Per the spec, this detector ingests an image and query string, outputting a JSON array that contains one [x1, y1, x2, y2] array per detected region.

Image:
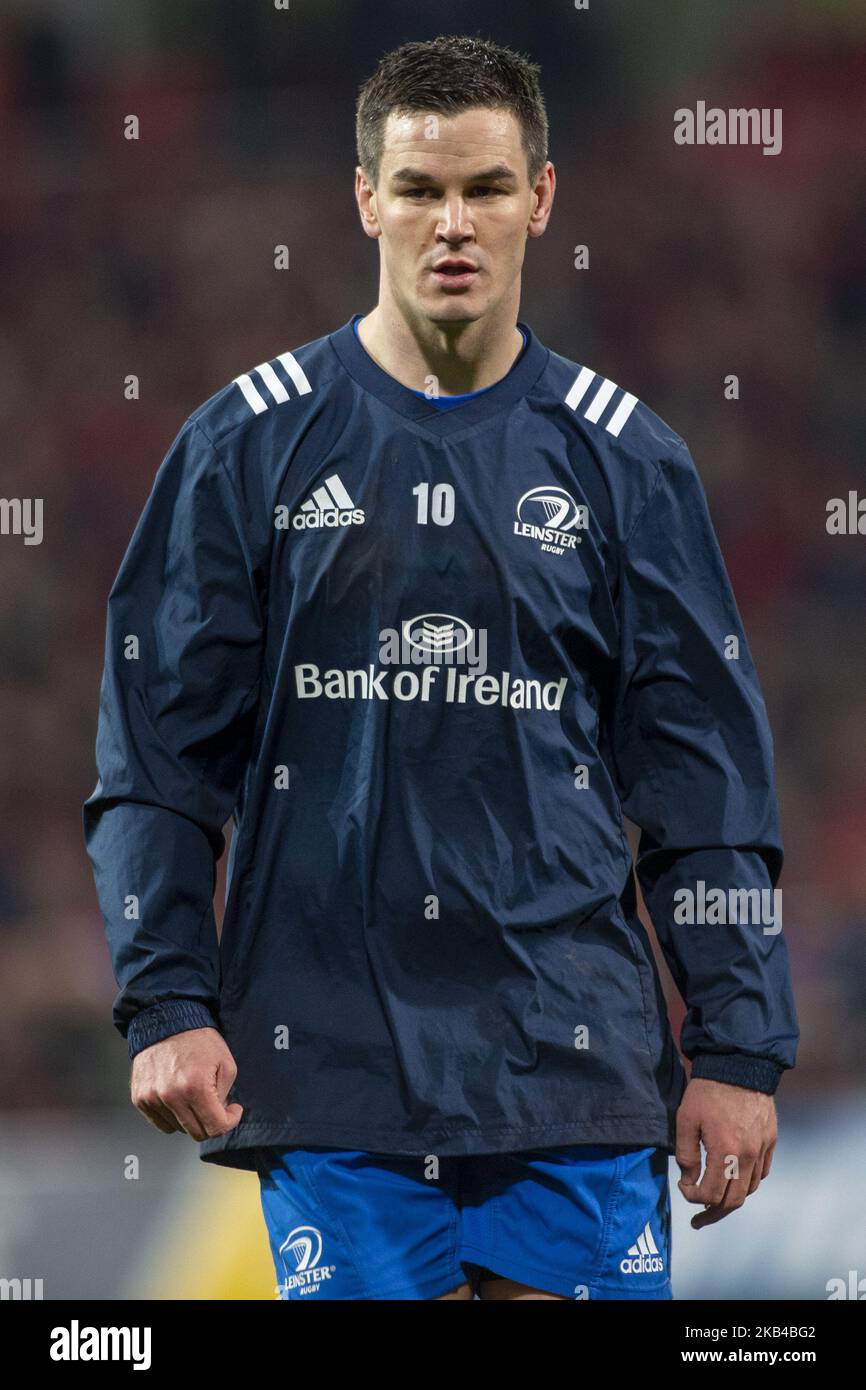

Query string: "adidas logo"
[[620, 1222, 664, 1275], [564, 368, 638, 438], [234, 351, 312, 416], [278, 474, 365, 531]]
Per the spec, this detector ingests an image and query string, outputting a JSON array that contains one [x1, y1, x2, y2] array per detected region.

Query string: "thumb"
[[676, 1112, 703, 1193], [213, 1051, 243, 1129], [202, 1089, 243, 1134]]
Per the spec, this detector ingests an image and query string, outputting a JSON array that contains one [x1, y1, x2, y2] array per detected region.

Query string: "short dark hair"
[[356, 35, 549, 190]]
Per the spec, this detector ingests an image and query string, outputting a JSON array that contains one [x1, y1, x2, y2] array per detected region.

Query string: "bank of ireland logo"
[[514, 485, 588, 557], [277, 1225, 336, 1297], [401, 612, 475, 659], [294, 609, 569, 708]]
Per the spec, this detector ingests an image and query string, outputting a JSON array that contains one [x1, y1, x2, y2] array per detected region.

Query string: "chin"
[[420, 296, 485, 326]]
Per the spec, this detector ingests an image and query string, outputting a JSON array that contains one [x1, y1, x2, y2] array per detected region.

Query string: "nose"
[[436, 196, 474, 243]]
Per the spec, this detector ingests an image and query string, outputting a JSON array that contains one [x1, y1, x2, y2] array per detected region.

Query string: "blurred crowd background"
[[0, 0, 864, 1298]]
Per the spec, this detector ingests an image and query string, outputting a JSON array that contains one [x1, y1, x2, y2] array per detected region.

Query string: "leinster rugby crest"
[[514, 485, 588, 557]]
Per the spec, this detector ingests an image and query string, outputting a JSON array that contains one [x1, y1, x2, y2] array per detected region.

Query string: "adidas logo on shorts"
[[620, 1221, 664, 1275]]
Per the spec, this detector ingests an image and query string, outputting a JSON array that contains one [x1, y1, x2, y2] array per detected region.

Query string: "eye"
[[403, 188, 434, 198]]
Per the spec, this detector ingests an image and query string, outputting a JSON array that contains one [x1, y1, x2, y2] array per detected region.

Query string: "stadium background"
[[0, 0, 864, 1299]]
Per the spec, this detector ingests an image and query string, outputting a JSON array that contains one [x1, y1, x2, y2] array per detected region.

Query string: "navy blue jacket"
[[82, 315, 799, 1169]]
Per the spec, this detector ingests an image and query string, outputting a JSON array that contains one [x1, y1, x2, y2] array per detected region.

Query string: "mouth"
[[431, 261, 479, 290]]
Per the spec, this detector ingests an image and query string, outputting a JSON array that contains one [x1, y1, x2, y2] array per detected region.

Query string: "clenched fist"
[[131, 1027, 243, 1140]]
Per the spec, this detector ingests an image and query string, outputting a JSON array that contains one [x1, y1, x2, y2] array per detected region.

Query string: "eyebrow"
[[389, 164, 519, 186]]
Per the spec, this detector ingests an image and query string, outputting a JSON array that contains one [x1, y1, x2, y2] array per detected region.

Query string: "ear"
[[527, 161, 556, 239], [355, 166, 382, 240]]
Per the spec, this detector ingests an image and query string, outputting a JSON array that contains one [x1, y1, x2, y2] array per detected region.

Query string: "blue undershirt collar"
[[351, 317, 528, 410]]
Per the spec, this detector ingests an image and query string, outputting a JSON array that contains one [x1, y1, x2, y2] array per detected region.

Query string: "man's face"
[[356, 106, 553, 326]]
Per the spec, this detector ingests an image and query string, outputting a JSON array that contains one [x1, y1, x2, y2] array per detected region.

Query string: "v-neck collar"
[[328, 313, 549, 439]]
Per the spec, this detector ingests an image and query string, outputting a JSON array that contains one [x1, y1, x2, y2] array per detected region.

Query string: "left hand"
[[675, 1077, 777, 1229]]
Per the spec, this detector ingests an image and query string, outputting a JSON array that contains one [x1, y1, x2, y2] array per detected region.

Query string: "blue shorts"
[[254, 1143, 672, 1300]]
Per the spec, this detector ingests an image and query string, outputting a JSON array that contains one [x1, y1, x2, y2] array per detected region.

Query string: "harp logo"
[[514, 485, 588, 557], [277, 1225, 337, 1297]]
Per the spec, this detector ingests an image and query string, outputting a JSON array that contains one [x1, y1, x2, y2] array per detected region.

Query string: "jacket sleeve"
[[604, 439, 799, 1094], [82, 417, 265, 1060]]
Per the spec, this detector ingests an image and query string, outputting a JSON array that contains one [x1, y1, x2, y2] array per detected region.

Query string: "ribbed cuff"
[[127, 999, 220, 1061], [689, 1052, 784, 1095]]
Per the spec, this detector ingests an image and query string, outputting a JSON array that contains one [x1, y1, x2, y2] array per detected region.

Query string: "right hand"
[[131, 1026, 244, 1139]]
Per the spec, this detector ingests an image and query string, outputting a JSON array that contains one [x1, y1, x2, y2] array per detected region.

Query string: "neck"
[[357, 290, 523, 396]]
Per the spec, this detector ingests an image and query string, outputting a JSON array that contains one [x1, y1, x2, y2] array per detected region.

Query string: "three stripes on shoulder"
[[233, 351, 639, 441], [566, 368, 638, 438], [234, 354, 312, 415]]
